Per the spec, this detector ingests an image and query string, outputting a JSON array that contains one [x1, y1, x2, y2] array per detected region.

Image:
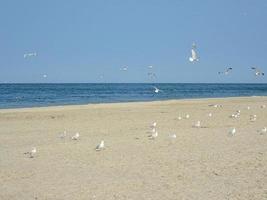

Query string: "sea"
[[0, 83, 267, 109]]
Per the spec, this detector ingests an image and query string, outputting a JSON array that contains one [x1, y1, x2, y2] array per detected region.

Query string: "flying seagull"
[[153, 86, 162, 93], [148, 72, 157, 80], [189, 43, 199, 62], [120, 66, 128, 71], [218, 67, 233, 75], [251, 67, 264, 76], [24, 52, 37, 58]]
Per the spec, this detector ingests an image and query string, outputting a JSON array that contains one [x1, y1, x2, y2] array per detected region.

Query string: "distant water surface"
[[0, 83, 267, 109]]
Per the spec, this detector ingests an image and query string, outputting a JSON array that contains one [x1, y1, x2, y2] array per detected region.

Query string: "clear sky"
[[0, 0, 267, 83]]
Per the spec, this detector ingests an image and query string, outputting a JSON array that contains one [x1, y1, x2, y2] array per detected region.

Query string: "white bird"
[[189, 43, 199, 62], [250, 115, 257, 122], [148, 65, 153, 69], [185, 114, 190, 119], [177, 116, 182, 120], [43, 74, 47, 78], [153, 86, 162, 93], [193, 121, 201, 128], [150, 122, 157, 128], [24, 52, 37, 58], [149, 131, 158, 139], [251, 67, 264, 76], [208, 113, 212, 117], [259, 127, 267, 135], [59, 130, 67, 139], [261, 105, 266, 109], [169, 133, 177, 139], [230, 114, 238, 118], [218, 67, 233, 75], [120, 66, 128, 71], [229, 128, 236, 136], [247, 106, 250, 110], [24, 147, 37, 158], [71, 132, 80, 140], [95, 140, 105, 151]]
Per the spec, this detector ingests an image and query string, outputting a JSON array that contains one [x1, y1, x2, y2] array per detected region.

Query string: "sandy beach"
[[0, 96, 267, 200]]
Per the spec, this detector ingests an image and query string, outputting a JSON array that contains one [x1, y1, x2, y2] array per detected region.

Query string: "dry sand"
[[0, 97, 267, 200]]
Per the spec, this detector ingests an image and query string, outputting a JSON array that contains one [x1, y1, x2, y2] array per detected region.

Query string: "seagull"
[[24, 147, 37, 158], [59, 130, 67, 139], [148, 65, 153, 69], [150, 122, 157, 128], [177, 116, 182, 120], [189, 43, 199, 62], [148, 72, 157, 80], [120, 66, 128, 71], [149, 131, 158, 139], [229, 128, 236, 136], [259, 127, 267, 135], [185, 114, 190, 119], [43, 74, 47, 78], [193, 121, 201, 128], [247, 106, 250, 110], [169, 133, 177, 139], [218, 67, 233, 75], [95, 140, 105, 151], [251, 67, 264, 76], [71, 132, 80, 140], [250, 114, 257, 122], [153, 86, 162, 93], [208, 113, 212, 117], [24, 52, 37, 58]]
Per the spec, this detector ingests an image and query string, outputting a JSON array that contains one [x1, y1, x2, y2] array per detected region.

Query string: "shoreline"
[[1, 95, 267, 112]]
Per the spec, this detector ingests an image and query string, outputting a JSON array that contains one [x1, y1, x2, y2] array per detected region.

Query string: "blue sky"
[[0, 0, 267, 83]]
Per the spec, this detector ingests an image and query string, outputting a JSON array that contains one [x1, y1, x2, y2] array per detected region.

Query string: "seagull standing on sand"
[[149, 131, 158, 139], [24, 147, 37, 158], [189, 43, 199, 62], [59, 130, 67, 139], [229, 128, 236, 136], [169, 133, 177, 139], [150, 122, 157, 128], [71, 132, 80, 140], [95, 140, 105, 151], [193, 121, 201, 128], [24, 52, 37, 58], [251, 67, 264, 76], [185, 114, 190, 119], [218, 67, 233, 75], [259, 127, 267, 135], [250, 115, 257, 122]]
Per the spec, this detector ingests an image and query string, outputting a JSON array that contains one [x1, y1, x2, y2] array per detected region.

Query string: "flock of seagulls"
[[24, 102, 266, 159], [22, 42, 265, 94]]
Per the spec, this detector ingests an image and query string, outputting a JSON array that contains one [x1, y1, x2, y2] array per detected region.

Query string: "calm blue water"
[[0, 83, 267, 109]]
